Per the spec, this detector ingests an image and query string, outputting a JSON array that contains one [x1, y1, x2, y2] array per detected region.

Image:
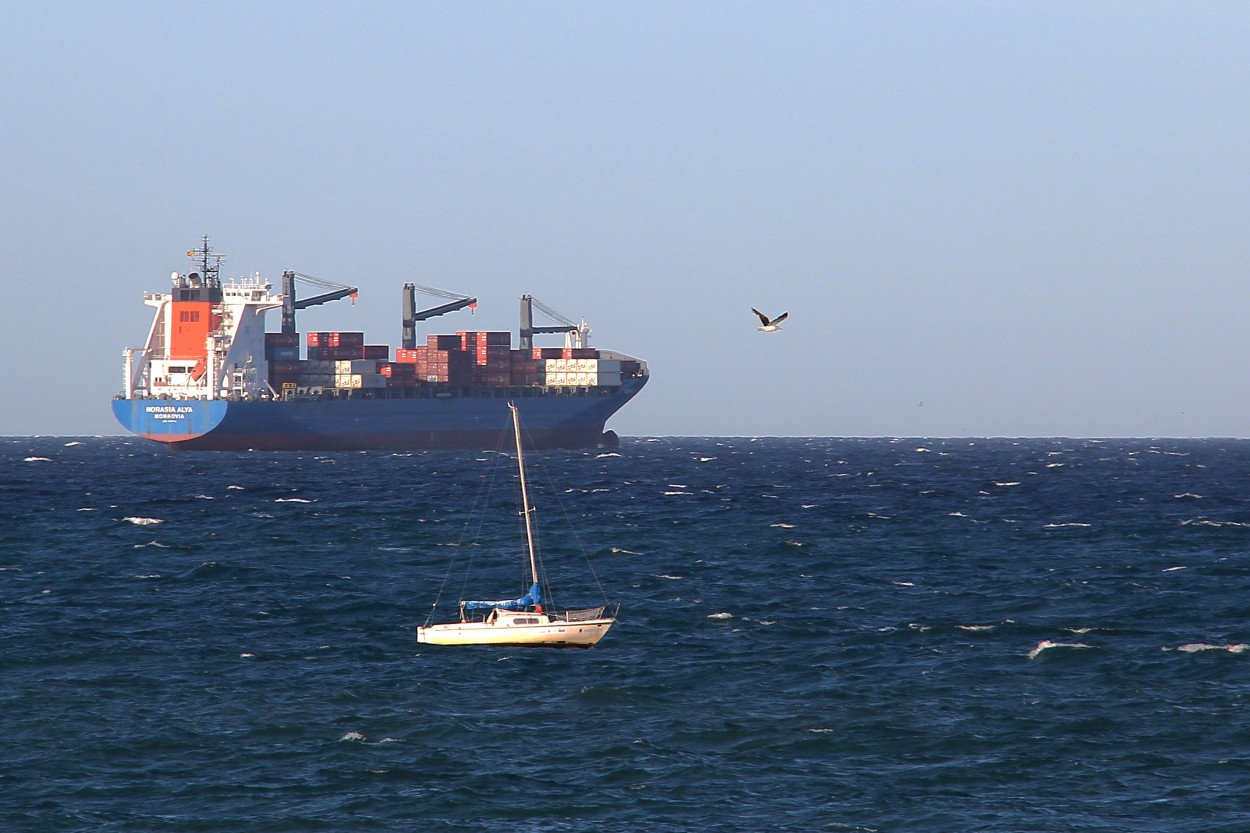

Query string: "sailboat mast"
[[510, 403, 540, 587]]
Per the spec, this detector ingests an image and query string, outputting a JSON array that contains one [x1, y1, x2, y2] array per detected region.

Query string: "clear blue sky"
[[3, 1, 1248, 438]]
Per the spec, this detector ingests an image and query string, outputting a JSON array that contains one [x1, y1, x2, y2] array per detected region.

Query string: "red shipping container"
[[562, 348, 598, 359]]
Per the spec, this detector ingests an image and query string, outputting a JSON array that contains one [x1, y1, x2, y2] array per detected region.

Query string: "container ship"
[[112, 238, 648, 451]]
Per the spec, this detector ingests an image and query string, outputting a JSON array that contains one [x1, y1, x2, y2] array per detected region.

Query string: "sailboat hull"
[[416, 618, 614, 648]]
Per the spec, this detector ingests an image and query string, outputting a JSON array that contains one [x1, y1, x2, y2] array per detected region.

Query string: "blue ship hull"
[[113, 377, 647, 451]]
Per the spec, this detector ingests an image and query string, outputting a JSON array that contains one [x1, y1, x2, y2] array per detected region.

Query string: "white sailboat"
[[416, 402, 617, 648]]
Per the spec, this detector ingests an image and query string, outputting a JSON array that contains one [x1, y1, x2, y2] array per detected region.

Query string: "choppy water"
[[4, 436, 1250, 832]]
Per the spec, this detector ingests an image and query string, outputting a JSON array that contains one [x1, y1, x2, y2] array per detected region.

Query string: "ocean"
[[3, 436, 1250, 832]]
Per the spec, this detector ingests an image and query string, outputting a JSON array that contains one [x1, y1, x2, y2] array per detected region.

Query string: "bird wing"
[[772, 312, 789, 324], [751, 308, 770, 325]]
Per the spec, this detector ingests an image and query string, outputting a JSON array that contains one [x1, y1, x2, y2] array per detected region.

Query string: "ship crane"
[[280, 271, 360, 334], [520, 294, 590, 351], [401, 283, 478, 348]]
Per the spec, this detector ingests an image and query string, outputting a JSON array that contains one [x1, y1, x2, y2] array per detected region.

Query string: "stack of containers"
[[334, 358, 386, 389], [458, 331, 511, 386], [378, 361, 417, 387], [510, 349, 540, 385], [417, 335, 473, 384], [265, 332, 301, 389], [543, 356, 621, 387], [308, 331, 363, 361]]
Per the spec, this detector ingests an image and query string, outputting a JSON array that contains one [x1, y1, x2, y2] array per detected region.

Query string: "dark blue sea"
[[4, 436, 1250, 832]]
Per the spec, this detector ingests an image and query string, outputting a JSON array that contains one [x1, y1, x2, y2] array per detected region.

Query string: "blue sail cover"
[[463, 583, 542, 612]]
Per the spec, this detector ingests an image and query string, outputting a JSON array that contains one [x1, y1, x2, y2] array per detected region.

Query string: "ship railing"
[[552, 607, 607, 622]]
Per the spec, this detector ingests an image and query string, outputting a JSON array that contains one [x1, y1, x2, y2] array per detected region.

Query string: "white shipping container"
[[543, 370, 620, 387]]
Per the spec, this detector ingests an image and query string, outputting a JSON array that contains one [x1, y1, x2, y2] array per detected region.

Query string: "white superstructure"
[[121, 238, 282, 402]]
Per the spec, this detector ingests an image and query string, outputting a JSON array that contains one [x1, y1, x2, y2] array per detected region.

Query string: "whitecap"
[[655, 574, 683, 581], [1044, 522, 1091, 529], [957, 625, 994, 632], [274, 498, 313, 503], [339, 732, 366, 742], [662, 491, 693, 496], [227, 485, 245, 490], [124, 517, 164, 526], [596, 452, 621, 458], [24, 456, 52, 462], [240, 652, 255, 658], [893, 581, 916, 587], [801, 504, 818, 509], [771, 522, 795, 528], [1028, 640, 1091, 660], [1171, 643, 1249, 654], [134, 541, 170, 549], [135, 574, 162, 579], [64, 441, 82, 447], [609, 547, 639, 555], [1174, 493, 1203, 500], [708, 612, 733, 620], [1163, 566, 1186, 572], [994, 481, 1021, 487]]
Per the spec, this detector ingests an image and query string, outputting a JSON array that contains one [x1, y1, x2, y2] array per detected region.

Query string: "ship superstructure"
[[122, 239, 284, 404]]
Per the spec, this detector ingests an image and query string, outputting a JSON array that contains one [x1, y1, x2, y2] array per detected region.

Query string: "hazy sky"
[[3, 1, 1249, 438]]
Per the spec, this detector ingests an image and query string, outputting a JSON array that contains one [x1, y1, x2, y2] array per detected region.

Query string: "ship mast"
[[509, 402, 540, 589]]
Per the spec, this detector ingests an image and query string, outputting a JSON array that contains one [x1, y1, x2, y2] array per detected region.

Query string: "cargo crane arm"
[[401, 283, 478, 348], [520, 294, 590, 351], [281, 271, 359, 334]]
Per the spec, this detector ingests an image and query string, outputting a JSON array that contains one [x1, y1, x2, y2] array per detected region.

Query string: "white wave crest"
[[24, 456, 52, 462], [124, 517, 164, 526], [1169, 643, 1250, 654], [274, 498, 314, 503], [707, 612, 733, 620], [1028, 640, 1092, 660], [1181, 519, 1250, 529], [339, 732, 367, 742]]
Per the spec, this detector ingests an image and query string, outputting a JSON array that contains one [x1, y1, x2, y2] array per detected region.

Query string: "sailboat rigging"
[[415, 402, 617, 648]]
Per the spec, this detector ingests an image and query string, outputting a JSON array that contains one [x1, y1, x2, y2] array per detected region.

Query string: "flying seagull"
[[752, 308, 789, 332]]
